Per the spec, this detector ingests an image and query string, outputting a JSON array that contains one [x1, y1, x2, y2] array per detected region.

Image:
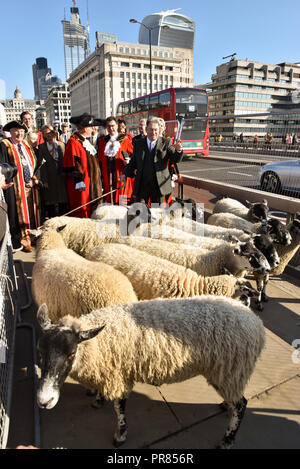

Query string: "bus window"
[[116, 104, 122, 117], [144, 97, 149, 111], [149, 94, 159, 110], [159, 91, 171, 108], [123, 102, 131, 115], [137, 98, 145, 111], [131, 100, 138, 114]]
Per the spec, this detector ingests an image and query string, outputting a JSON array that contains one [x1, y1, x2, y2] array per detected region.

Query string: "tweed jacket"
[[123, 136, 183, 196]]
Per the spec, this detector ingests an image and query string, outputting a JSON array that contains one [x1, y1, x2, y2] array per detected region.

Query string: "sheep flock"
[[33, 196, 300, 449]]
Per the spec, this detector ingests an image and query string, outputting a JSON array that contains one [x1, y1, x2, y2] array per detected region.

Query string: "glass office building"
[[138, 10, 195, 50], [62, 7, 90, 80]]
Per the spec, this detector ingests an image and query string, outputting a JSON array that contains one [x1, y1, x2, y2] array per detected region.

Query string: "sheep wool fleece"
[[68, 296, 266, 404]]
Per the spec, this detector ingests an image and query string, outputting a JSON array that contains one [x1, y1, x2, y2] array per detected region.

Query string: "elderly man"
[[120, 117, 183, 204], [1, 120, 41, 252], [63, 113, 103, 218]]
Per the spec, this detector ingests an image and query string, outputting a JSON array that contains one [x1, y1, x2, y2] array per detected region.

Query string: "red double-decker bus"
[[116, 87, 209, 157]]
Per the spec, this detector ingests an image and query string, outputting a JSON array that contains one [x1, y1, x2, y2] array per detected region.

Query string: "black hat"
[[3, 120, 28, 133], [70, 113, 105, 128]]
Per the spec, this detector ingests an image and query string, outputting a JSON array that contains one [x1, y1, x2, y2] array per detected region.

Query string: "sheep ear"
[[78, 325, 105, 343], [227, 234, 239, 243], [233, 245, 242, 255], [262, 199, 268, 206], [37, 304, 52, 331], [245, 200, 253, 208], [56, 225, 67, 233]]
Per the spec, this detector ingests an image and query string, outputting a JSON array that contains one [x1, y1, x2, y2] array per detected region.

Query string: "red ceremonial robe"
[[63, 134, 92, 218], [2, 138, 41, 238], [98, 135, 134, 205]]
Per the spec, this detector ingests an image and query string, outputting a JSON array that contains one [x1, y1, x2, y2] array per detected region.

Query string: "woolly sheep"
[[37, 297, 265, 449], [115, 235, 265, 278], [86, 243, 259, 303], [44, 216, 123, 257], [207, 213, 292, 246], [213, 197, 269, 222], [32, 229, 137, 322]]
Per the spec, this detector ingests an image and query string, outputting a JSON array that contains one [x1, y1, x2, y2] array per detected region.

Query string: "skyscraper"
[[62, 2, 90, 80], [138, 9, 195, 50], [32, 57, 51, 100]]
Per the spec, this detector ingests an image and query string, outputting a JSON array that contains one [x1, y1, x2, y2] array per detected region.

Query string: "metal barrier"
[[0, 208, 17, 449], [0, 190, 40, 448]]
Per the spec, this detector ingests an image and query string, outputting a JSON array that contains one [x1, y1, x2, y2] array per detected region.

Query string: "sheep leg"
[[261, 273, 269, 302], [255, 277, 264, 312], [113, 398, 128, 447], [218, 396, 247, 449], [91, 391, 105, 409]]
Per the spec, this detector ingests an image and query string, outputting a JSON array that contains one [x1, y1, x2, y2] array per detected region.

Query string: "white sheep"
[[115, 235, 258, 278], [44, 216, 122, 257], [32, 228, 137, 322], [86, 243, 259, 303], [213, 197, 269, 222], [37, 297, 265, 449]]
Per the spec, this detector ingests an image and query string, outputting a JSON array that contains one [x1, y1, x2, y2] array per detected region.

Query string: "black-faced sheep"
[[254, 220, 300, 309], [213, 197, 269, 222], [36, 297, 265, 449], [32, 228, 137, 321], [207, 213, 292, 246], [86, 243, 261, 304]]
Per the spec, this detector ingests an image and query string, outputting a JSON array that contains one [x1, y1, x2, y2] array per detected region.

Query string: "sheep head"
[[36, 304, 105, 410]]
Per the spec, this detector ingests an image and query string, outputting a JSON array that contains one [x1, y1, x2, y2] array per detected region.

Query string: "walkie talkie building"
[[138, 10, 195, 50], [62, 6, 90, 80]]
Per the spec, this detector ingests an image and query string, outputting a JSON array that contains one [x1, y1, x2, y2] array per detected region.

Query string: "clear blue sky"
[[1, 0, 299, 100]]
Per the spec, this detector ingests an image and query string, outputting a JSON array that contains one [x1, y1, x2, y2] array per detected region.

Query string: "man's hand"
[[173, 140, 183, 152], [118, 174, 126, 183]]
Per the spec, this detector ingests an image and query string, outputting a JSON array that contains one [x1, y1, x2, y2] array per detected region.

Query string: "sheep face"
[[233, 240, 271, 275], [260, 219, 292, 246], [232, 278, 258, 307], [36, 304, 104, 410], [289, 219, 300, 241], [252, 234, 280, 269], [246, 199, 268, 222]]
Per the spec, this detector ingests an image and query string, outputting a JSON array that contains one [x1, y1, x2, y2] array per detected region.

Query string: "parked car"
[[259, 159, 300, 194]]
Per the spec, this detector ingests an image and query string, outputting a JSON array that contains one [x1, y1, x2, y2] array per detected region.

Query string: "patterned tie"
[[18, 143, 31, 183]]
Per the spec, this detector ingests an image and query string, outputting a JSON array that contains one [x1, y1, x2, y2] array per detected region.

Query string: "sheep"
[[114, 235, 267, 278], [36, 297, 265, 449], [213, 197, 269, 222], [254, 220, 300, 308], [207, 213, 292, 246], [91, 203, 129, 222], [86, 243, 261, 304], [43, 216, 123, 257], [32, 228, 138, 322]]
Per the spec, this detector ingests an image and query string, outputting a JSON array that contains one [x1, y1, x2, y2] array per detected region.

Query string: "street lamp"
[[130, 19, 169, 94]]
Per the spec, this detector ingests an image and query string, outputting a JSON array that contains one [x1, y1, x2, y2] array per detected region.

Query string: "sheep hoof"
[[86, 389, 97, 397], [216, 439, 233, 450], [261, 294, 269, 303], [91, 397, 105, 409], [113, 436, 127, 448], [219, 401, 229, 412], [255, 302, 264, 312]]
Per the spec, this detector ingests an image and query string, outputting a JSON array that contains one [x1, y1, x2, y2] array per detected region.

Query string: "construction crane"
[[222, 53, 237, 61]]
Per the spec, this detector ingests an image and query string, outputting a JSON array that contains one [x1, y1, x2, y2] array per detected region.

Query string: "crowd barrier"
[[0, 207, 17, 448]]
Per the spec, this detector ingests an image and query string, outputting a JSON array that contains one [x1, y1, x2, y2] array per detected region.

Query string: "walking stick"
[[34, 183, 126, 230]]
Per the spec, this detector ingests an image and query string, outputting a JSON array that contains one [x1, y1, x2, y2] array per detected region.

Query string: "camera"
[[0, 163, 18, 183]]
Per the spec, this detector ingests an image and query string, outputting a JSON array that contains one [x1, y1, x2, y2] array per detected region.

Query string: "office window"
[[119, 47, 124, 53], [132, 63, 141, 68], [131, 48, 135, 54], [121, 62, 130, 67]]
